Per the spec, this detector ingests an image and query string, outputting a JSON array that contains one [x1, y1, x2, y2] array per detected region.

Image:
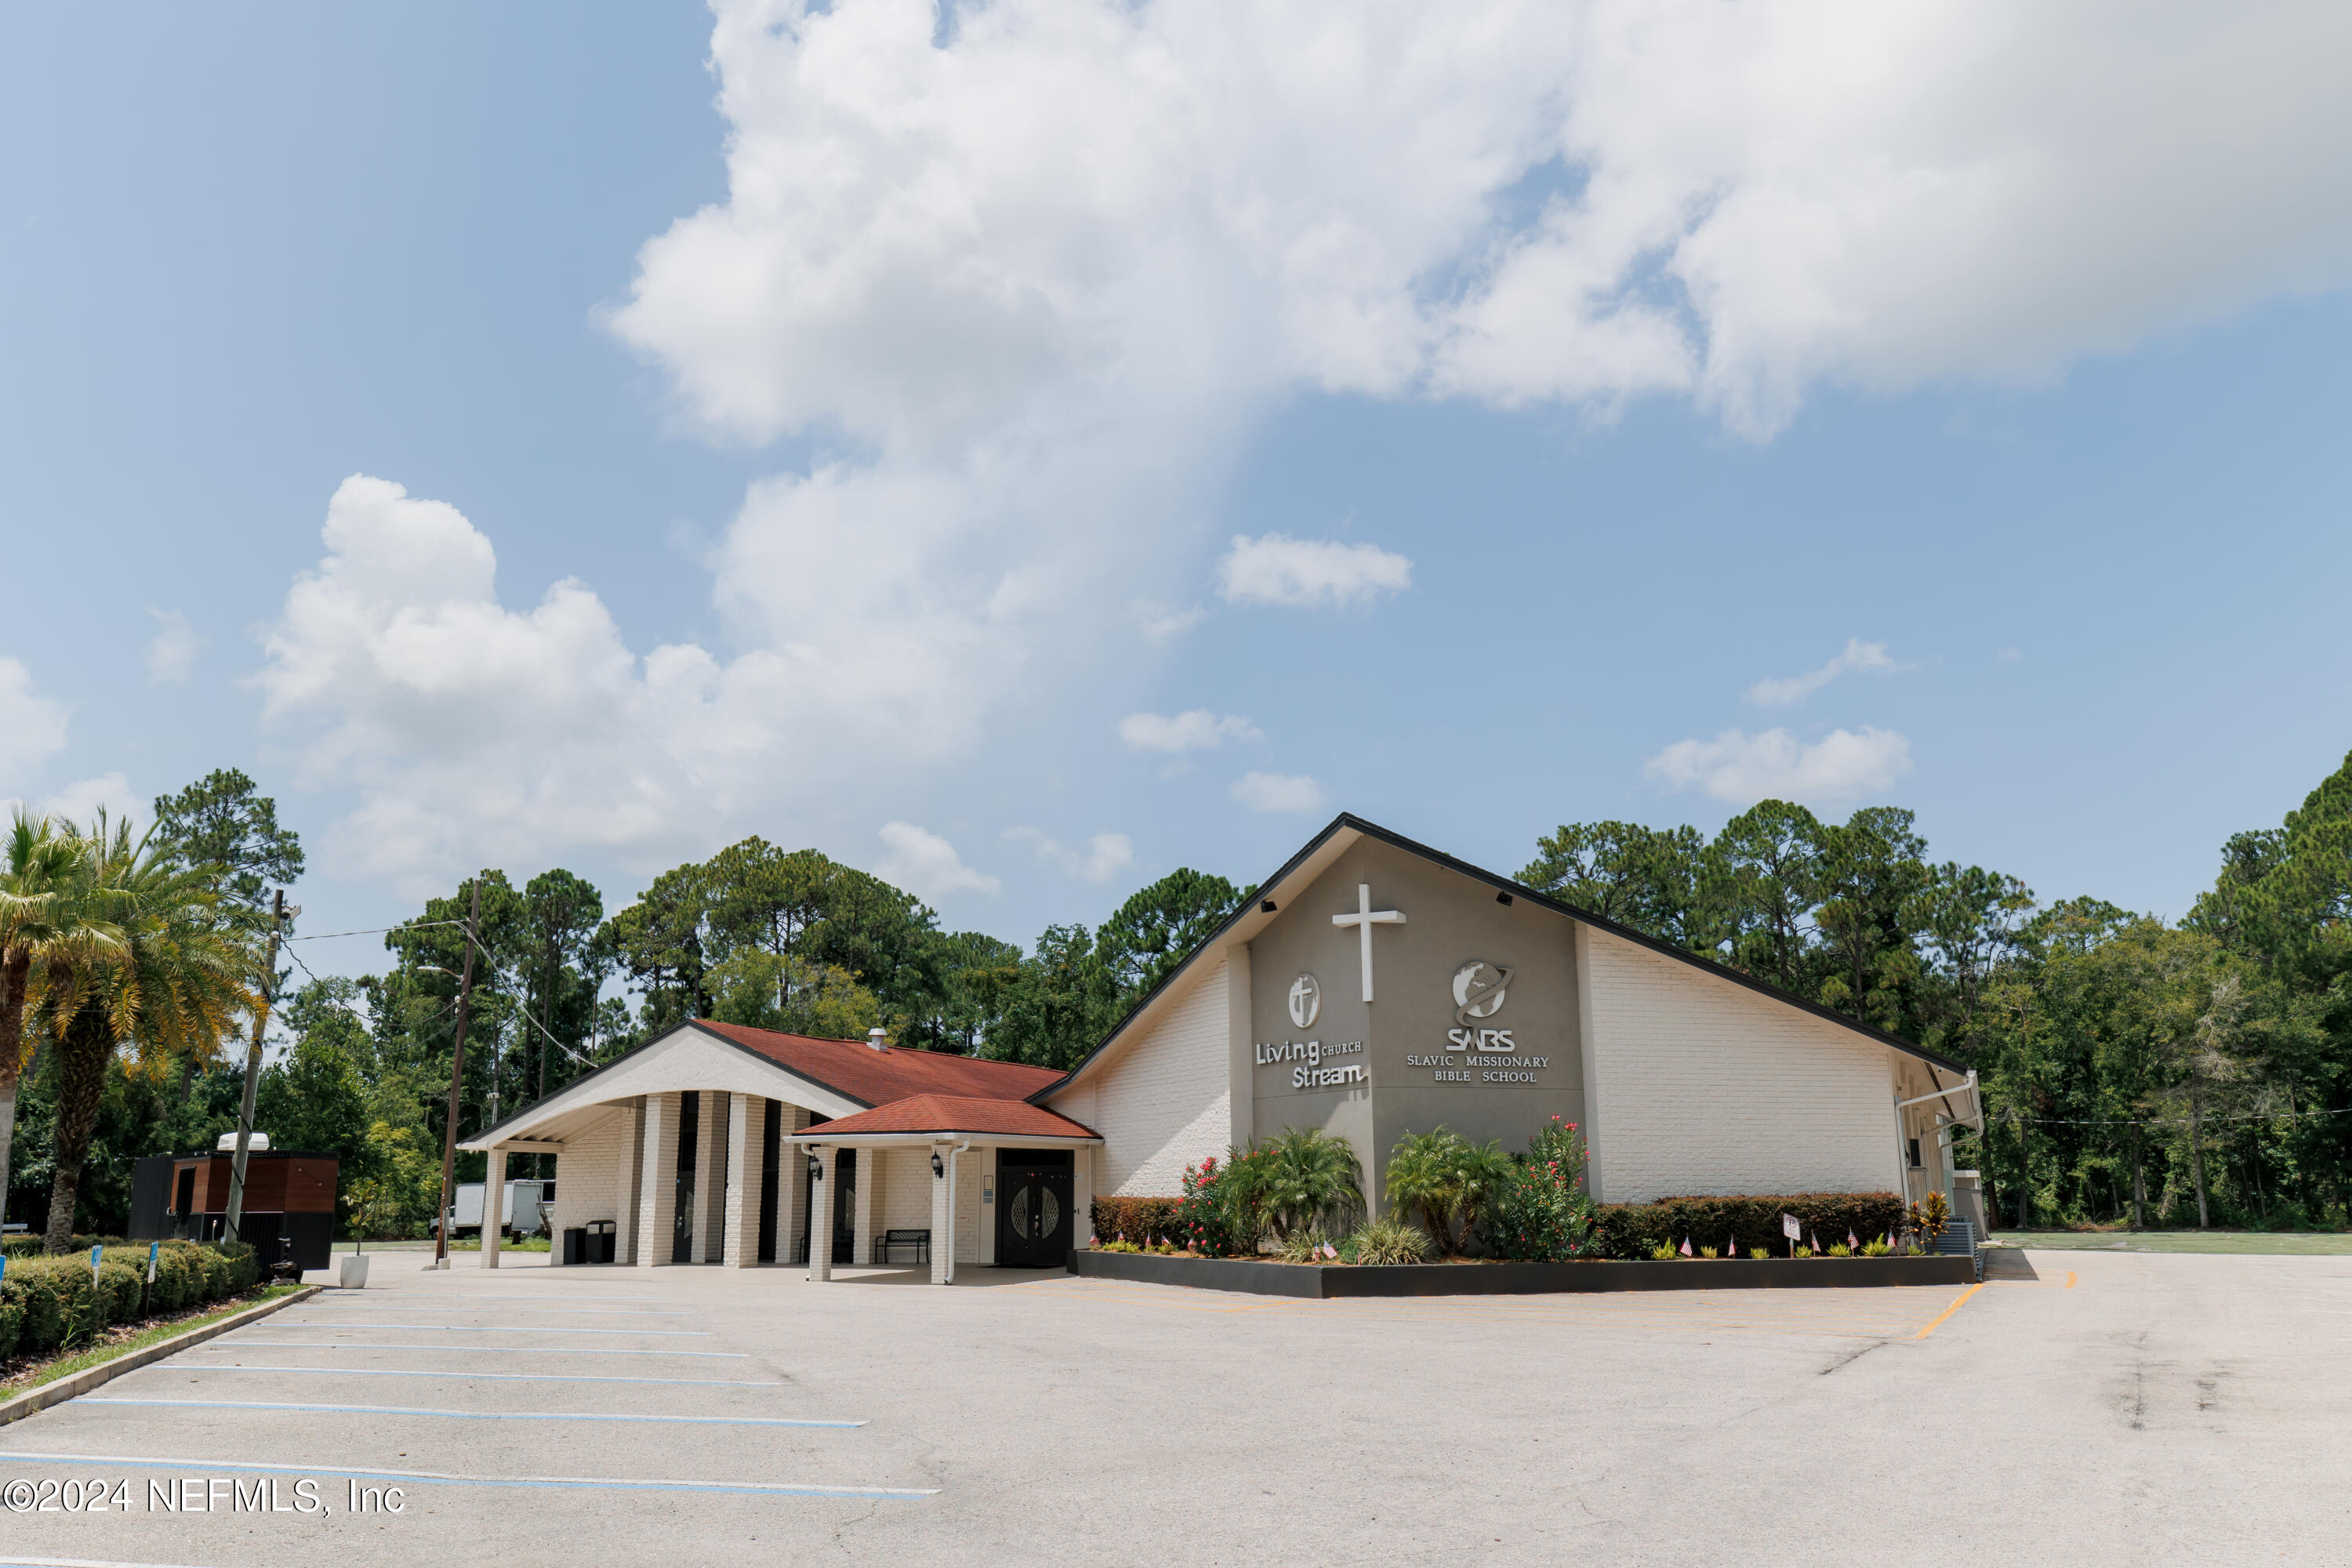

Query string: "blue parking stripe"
[[193, 1341, 746, 1358], [79, 1399, 862, 1427], [122, 1365, 775, 1387], [270, 1323, 711, 1336]]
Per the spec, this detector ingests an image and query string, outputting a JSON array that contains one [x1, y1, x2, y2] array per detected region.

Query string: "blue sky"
[[3, 2, 2349, 976]]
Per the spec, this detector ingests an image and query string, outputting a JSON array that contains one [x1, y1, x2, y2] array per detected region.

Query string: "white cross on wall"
[[1330, 882, 1406, 1003]]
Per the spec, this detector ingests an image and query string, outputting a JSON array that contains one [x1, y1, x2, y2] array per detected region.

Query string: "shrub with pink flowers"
[[1489, 1116, 1598, 1261]]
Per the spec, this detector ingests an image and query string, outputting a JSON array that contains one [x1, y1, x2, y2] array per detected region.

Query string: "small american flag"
[[1679, 1237, 1692, 1257]]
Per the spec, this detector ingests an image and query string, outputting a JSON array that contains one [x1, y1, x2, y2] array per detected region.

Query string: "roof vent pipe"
[[866, 1027, 889, 1052]]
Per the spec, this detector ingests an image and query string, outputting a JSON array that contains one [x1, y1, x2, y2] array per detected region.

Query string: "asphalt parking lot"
[[1, 1247, 2347, 1567]]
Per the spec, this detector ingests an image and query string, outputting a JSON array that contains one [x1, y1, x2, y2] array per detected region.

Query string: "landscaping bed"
[[1072, 1249, 1975, 1297]]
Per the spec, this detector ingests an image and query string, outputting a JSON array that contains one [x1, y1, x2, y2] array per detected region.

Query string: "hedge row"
[[1592, 1193, 1906, 1259], [0, 1239, 260, 1363], [1091, 1196, 1185, 1246]]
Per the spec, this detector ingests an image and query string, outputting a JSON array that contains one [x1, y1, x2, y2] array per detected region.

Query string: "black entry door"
[[996, 1150, 1074, 1269], [832, 1149, 857, 1264], [672, 1091, 700, 1264]]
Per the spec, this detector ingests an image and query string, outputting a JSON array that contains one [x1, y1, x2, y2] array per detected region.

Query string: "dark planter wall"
[[1071, 1250, 1975, 1298]]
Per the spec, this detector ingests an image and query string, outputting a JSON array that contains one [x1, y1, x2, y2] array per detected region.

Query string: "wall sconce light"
[[807, 1153, 822, 1180], [931, 1151, 946, 1179], [1496, 891, 1513, 906], [1261, 899, 1276, 913]]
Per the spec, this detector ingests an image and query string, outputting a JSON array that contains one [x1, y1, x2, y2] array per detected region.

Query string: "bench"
[[877, 1229, 931, 1265]]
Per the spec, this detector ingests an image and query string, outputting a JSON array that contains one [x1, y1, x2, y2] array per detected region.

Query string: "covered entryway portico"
[[458, 1020, 1083, 1279], [784, 1095, 1100, 1283]]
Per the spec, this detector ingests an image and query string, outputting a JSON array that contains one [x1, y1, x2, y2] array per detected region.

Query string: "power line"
[[1976, 1104, 2352, 1130], [282, 920, 466, 942]]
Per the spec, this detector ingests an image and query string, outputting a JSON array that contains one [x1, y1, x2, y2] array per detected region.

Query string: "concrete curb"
[[1072, 1251, 1976, 1297], [0, 1283, 323, 1427]]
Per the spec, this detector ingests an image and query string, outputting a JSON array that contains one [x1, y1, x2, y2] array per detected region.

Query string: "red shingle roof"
[[809, 1094, 1099, 1141], [691, 1020, 1065, 1109]]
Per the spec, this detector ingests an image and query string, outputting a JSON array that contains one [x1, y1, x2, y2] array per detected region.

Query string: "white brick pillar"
[[691, 1091, 726, 1264], [782, 1107, 809, 1265], [1073, 1146, 1096, 1250], [978, 1148, 998, 1266], [724, 1094, 755, 1269], [637, 1093, 676, 1269], [481, 1147, 505, 1269], [851, 1148, 876, 1266], [810, 1146, 836, 1281], [931, 1144, 953, 1285], [612, 1101, 641, 1265]]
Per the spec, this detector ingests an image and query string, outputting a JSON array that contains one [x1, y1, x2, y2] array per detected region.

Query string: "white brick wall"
[[1581, 926, 1897, 1203], [1052, 955, 1232, 1197], [546, 1108, 632, 1261]]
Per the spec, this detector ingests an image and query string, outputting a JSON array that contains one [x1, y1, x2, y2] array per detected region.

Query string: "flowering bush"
[[1489, 1116, 1598, 1261]]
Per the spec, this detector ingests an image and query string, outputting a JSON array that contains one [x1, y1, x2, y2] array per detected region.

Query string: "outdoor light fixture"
[[1261, 899, 1276, 913], [931, 1151, 945, 1178], [1496, 891, 1513, 906], [807, 1153, 822, 1180]]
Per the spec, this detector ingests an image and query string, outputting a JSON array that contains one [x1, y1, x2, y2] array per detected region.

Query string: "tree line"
[[8, 749, 2348, 1246], [1518, 751, 2352, 1231]]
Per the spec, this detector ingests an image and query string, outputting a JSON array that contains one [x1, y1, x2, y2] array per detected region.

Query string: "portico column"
[[612, 1100, 641, 1265], [724, 1094, 756, 1269], [852, 1149, 876, 1265], [691, 1091, 725, 1264], [930, 1144, 953, 1285], [481, 1146, 505, 1269], [637, 1093, 676, 1269], [809, 1146, 835, 1281], [1073, 1146, 1096, 1250]]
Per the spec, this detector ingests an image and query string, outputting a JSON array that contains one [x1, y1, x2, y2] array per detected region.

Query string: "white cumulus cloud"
[[1643, 726, 1912, 807], [1217, 535, 1414, 611], [1231, 771, 1328, 814], [144, 611, 201, 684], [0, 657, 69, 789], [875, 821, 1001, 901], [1118, 710, 1263, 753], [1004, 826, 1135, 884], [42, 771, 139, 831], [1746, 639, 1904, 706]]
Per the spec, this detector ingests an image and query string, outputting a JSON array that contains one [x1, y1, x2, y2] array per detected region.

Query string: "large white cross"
[[1331, 882, 1406, 1003]]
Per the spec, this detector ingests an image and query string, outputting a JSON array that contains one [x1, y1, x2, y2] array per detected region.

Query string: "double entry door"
[[995, 1149, 1073, 1269]]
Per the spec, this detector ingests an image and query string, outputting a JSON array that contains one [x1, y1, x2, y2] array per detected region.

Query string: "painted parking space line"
[[1, 1557, 227, 1567], [1912, 1283, 1987, 1338], [0, 1452, 935, 1501], [121, 1366, 779, 1387], [269, 1322, 713, 1336], [296, 1305, 691, 1316], [189, 1341, 746, 1358], [78, 1399, 862, 1428]]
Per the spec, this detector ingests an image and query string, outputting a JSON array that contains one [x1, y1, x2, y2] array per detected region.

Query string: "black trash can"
[[562, 1227, 587, 1266], [590, 1220, 615, 1263]]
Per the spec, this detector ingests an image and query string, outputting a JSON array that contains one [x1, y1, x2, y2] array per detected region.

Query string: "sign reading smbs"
[[1405, 960, 1548, 1086]]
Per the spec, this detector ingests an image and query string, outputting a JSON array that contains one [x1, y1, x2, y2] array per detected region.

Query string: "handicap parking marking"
[[187, 1341, 748, 1357], [78, 1399, 863, 1428], [118, 1365, 781, 1387], [0, 1451, 935, 1501], [267, 1321, 713, 1336]]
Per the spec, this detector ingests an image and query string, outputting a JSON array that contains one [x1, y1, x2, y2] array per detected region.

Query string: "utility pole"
[[223, 889, 290, 1242], [433, 880, 484, 1270]]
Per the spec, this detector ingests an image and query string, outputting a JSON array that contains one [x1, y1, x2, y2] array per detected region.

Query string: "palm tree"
[[1258, 1127, 1363, 1240], [0, 809, 84, 1225], [31, 811, 255, 1252], [1385, 1127, 1467, 1247]]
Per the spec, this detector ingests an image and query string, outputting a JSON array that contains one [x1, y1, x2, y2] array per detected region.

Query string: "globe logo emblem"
[[1451, 960, 1513, 1028], [1288, 973, 1322, 1029]]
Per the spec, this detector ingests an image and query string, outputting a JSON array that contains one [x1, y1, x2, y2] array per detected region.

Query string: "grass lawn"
[[0, 1284, 308, 1394], [1994, 1229, 2352, 1256]]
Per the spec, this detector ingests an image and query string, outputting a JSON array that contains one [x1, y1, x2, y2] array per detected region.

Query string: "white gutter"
[[1896, 1069, 1980, 1119], [780, 1131, 1098, 1148]]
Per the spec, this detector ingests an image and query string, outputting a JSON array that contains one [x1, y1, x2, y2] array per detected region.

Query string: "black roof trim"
[[466, 1020, 876, 1146], [1029, 811, 1968, 1102]]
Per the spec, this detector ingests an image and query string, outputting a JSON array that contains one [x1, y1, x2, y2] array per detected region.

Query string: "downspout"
[[942, 1140, 971, 1285]]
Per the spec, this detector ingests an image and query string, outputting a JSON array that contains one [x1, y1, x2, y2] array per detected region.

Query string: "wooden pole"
[[432, 880, 484, 1270]]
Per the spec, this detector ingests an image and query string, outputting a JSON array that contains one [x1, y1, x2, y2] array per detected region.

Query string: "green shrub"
[[1826, 1242, 1853, 1258], [1, 1258, 100, 1356], [1747, 1247, 1770, 1261], [215, 1239, 260, 1294], [198, 1247, 233, 1301], [0, 1279, 18, 1359], [1095, 1239, 1140, 1254], [1593, 1192, 1904, 1261], [1278, 1229, 1331, 1264], [1861, 1240, 1892, 1258], [1699, 1246, 1719, 1259], [1490, 1117, 1598, 1261], [1091, 1196, 1183, 1248], [1650, 1242, 1679, 1261], [1346, 1215, 1435, 1266], [1172, 1155, 1254, 1258]]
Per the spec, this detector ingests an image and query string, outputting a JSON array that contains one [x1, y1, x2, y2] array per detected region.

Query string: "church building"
[[463, 815, 1980, 1276]]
